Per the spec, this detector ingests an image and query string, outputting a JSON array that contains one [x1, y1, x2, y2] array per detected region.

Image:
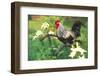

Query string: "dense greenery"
[[28, 15, 88, 60]]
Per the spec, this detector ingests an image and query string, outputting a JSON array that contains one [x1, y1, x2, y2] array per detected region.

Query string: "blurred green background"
[[28, 15, 88, 60]]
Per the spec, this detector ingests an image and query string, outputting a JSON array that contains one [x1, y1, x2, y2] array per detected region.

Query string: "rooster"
[[55, 20, 82, 47]]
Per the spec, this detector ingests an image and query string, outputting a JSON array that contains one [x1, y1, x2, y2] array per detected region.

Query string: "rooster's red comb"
[[55, 20, 60, 25]]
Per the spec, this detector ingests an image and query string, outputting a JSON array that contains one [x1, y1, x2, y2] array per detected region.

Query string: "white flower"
[[32, 30, 43, 40], [48, 30, 55, 35], [78, 55, 85, 59], [69, 46, 79, 58], [32, 35, 38, 40], [35, 30, 43, 36], [69, 51, 76, 58], [75, 42, 87, 55], [76, 47, 87, 55], [69, 42, 87, 58], [41, 22, 49, 30]]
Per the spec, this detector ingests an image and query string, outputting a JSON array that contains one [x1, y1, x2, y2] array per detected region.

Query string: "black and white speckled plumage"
[[56, 21, 82, 46]]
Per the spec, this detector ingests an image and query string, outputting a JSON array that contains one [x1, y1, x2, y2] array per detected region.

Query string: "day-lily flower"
[[41, 22, 49, 30], [32, 30, 44, 40]]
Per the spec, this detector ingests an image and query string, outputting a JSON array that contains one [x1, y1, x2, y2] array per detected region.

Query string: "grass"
[[28, 15, 88, 60]]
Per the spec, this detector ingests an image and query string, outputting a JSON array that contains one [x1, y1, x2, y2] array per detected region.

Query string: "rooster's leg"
[[48, 34, 52, 46]]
